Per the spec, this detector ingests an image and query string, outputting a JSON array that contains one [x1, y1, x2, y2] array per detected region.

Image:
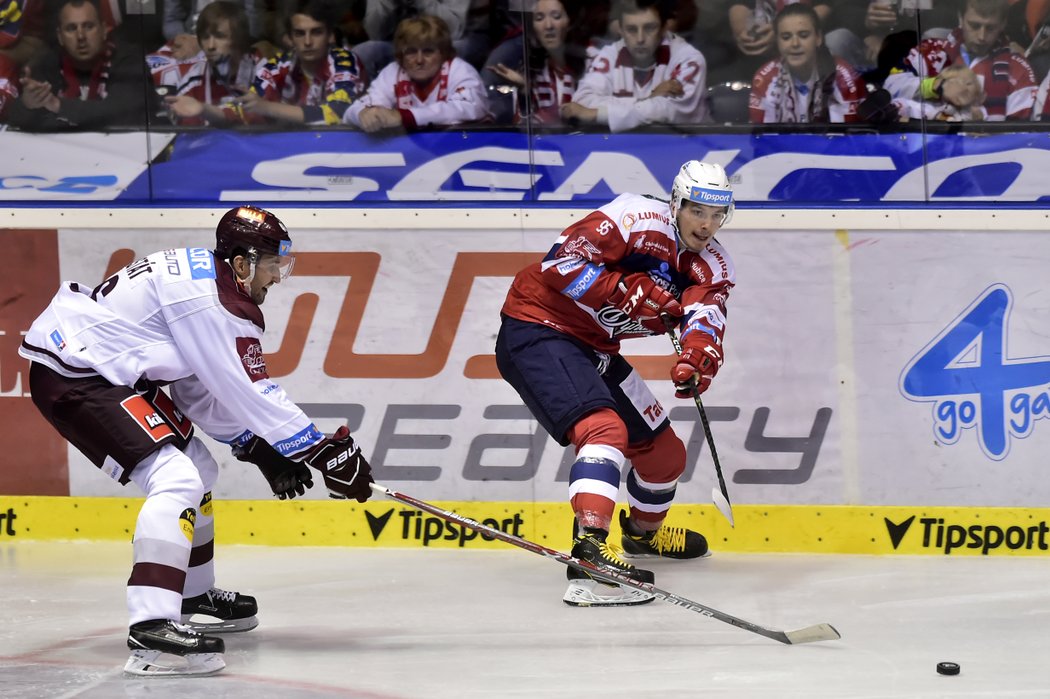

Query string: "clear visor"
[[256, 253, 295, 281]]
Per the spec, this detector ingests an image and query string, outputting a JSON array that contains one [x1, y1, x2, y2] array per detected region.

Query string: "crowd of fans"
[[3, 0, 1050, 132]]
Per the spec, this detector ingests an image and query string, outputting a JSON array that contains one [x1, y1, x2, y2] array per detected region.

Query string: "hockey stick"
[[663, 318, 735, 527], [369, 483, 840, 645]]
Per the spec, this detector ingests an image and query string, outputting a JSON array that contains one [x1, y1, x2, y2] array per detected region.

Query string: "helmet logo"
[[236, 207, 266, 224], [278, 240, 292, 256], [688, 186, 733, 206]]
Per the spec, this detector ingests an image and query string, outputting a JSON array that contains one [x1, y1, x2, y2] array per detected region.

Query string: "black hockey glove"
[[302, 426, 374, 502], [233, 435, 314, 500]]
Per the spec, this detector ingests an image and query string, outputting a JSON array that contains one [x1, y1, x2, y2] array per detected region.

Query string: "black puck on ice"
[[936, 662, 960, 676]]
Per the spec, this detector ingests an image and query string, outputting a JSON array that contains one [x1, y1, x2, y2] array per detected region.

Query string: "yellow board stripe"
[[1, 498, 1048, 556]]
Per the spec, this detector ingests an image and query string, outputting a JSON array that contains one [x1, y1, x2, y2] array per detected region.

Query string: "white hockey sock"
[[181, 438, 218, 598], [127, 445, 205, 626]]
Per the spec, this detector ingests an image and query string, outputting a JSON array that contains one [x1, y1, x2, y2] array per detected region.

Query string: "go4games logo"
[[900, 285, 1050, 460]]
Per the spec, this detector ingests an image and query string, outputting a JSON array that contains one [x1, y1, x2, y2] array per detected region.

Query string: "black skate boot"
[[619, 509, 710, 559], [181, 588, 259, 633], [563, 526, 656, 607], [124, 619, 225, 676]]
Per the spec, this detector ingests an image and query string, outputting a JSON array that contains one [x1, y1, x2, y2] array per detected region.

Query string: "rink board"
[[1, 497, 1049, 556], [2, 222, 1050, 536]]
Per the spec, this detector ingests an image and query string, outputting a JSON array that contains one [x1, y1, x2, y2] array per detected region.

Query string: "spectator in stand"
[[749, 3, 867, 123], [1, 0, 46, 68], [487, 0, 582, 125], [7, 0, 158, 131], [896, 62, 989, 120], [164, 0, 262, 60], [717, 0, 832, 84], [883, 0, 1037, 121], [343, 14, 489, 131], [150, 1, 261, 125], [0, 53, 18, 121], [1006, 0, 1050, 81], [354, 0, 490, 80], [563, 0, 709, 131], [823, 0, 957, 73], [238, 0, 367, 125]]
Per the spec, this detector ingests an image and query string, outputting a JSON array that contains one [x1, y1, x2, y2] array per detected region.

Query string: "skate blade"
[[123, 649, 225, 677], [179, 614, 259, 633], [563, 580, 656, 607]]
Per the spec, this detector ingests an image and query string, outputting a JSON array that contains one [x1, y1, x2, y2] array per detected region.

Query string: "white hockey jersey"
[[342, 56, 490, 129], [18, 248, 323, 458], [573, 33, 709, 132]]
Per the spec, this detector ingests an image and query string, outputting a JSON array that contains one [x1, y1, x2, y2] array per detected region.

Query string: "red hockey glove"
[[608, 273, 682, 331], [670, 338, 724, 398], [302, 426, 374, 502], [233, 435, 314, 500]]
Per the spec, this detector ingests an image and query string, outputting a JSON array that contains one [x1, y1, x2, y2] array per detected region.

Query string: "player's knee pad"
[[130, 444, 206, 507], [182, 437, 219, 492], [568, 408, 628, 453], [625, 427, 686, 485]]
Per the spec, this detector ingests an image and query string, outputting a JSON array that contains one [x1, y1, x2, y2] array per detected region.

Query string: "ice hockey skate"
[[124, 619, 225, 677], [563, 528, 656, 607], [181, 587, 259, 633], [619, 509, 710, 559]]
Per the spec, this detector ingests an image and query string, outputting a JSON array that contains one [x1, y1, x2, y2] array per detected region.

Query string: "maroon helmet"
[[215, 205, 292, 260]]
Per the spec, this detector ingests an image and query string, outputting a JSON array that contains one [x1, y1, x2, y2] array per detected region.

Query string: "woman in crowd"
[[488, 0, 582, 125], [749, 3, 867, 123], [342, 15, 489, 132]]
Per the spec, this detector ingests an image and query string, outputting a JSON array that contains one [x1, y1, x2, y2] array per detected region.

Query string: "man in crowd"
[[883, 0, 1037, 120], [7, 0, 157, 130]]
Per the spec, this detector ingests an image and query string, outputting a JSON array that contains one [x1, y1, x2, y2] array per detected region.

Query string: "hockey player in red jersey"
[[19, 206, 374, 675], [497, 161, 735, 606]]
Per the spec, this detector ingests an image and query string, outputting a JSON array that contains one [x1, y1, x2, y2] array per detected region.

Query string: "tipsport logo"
[[900, 285, 1050, 460]]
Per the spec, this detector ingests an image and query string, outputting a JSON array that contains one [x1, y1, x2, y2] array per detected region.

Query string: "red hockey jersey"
[[502, 193, 735, 354]]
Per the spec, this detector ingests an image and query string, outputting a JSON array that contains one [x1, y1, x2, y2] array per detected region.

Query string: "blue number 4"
[[900, 284, 1050, 460]]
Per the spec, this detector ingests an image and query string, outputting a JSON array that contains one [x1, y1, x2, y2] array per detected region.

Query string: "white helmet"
[[669, 160, 735, 227]]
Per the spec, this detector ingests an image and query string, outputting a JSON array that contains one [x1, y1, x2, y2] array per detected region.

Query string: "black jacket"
[[8, 41, 159, 131]]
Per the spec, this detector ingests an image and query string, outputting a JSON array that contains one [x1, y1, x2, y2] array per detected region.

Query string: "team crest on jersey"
[[561, 237, 601, 261], [236, 337, 270, 381]]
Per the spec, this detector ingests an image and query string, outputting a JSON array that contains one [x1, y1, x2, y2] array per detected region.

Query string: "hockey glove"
[[302, 426, 374, 502], [233, 436, 314, 500], [670, 336, 724, 398], [608, 273, 683, 332]]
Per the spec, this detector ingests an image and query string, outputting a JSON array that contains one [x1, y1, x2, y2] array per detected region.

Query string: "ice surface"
[[2, 542, 1048, 698]]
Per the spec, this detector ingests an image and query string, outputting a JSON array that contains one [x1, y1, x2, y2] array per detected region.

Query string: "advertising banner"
[[4, 130, 1050, 203], [4, 225, 1049, 512]]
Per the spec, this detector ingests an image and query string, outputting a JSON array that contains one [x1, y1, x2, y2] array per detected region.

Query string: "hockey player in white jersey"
[[561, 0, 709, 131], [19, 206, 374, 676]]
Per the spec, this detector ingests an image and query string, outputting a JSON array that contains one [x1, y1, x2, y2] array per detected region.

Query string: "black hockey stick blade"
[[369, 483, 840, 645]]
